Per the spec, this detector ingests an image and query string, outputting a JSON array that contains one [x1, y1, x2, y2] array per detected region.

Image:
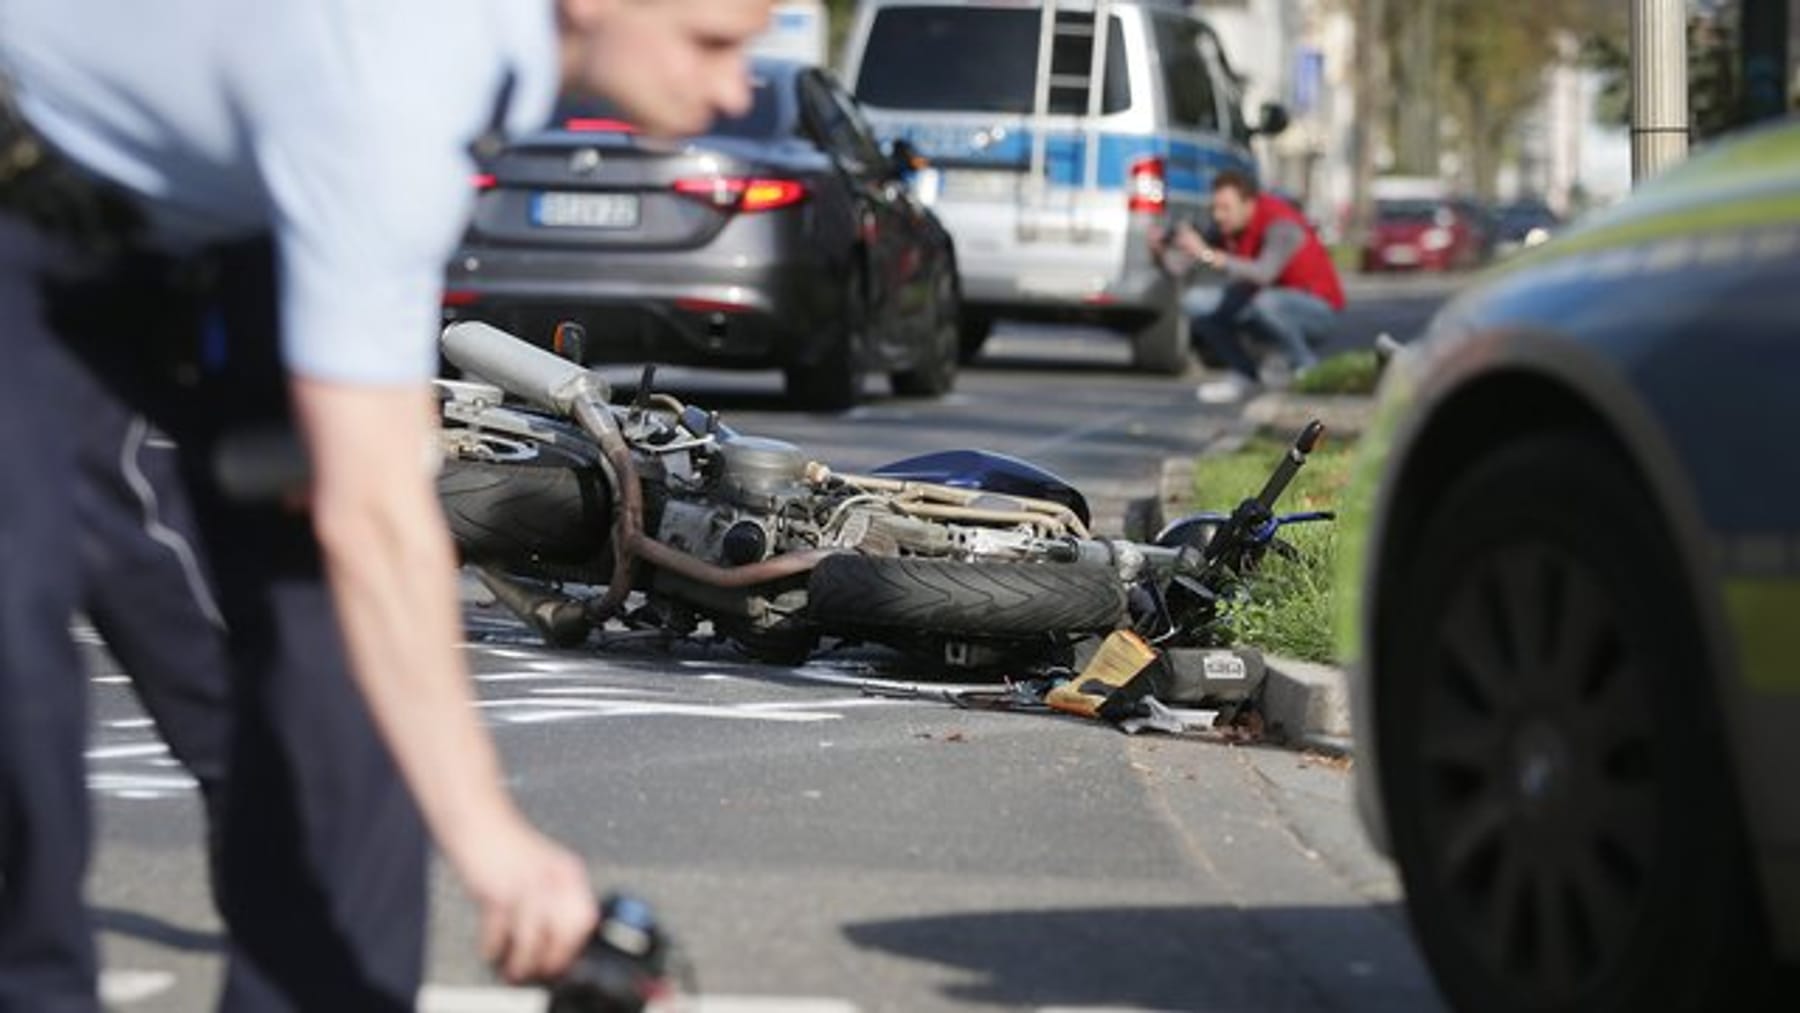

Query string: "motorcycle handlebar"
[[1253, 420, 1326, 513]]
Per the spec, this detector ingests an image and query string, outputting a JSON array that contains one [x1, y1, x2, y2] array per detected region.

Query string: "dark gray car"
[[443, 59, 961, 411]]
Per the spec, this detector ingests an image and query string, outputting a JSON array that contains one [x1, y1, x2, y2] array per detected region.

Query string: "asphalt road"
[[82, 276, 1461, 1012]]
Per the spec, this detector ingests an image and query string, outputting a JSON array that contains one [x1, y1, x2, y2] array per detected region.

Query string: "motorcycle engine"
[[713, 435, 808, 511], [651, 435, 811, 567]]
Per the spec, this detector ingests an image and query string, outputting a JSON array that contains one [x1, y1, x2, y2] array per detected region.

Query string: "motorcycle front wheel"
[[805, 556, 1125, 638]]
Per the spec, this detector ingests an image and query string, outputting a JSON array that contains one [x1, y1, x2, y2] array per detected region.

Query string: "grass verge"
[[1292, 349, 1382, 396], [1191, 435, 1355, 664]]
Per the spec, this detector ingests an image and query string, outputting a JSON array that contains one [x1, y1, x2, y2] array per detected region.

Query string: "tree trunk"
[[1349, 0, 1390, 246], [1392, 0, 1442, 174]]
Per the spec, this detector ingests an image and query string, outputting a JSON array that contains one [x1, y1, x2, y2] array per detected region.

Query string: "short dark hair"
[[1210, 169, 1260, 199]]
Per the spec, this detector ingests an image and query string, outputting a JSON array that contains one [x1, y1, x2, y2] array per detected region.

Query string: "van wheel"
[[1130, 301, 1188, 375]]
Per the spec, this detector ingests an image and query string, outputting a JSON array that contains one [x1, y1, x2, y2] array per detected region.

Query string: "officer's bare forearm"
[[290, 379, 521, 854]]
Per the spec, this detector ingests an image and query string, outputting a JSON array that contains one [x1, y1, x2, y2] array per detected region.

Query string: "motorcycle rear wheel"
[[805, 556, 1125, 637], [439, 445, 612, 570]]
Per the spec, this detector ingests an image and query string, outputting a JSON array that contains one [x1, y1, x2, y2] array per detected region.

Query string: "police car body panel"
[[1341, 119, 1800, 983]]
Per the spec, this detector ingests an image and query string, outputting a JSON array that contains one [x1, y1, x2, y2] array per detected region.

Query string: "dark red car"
[[1361, 198, 1487, 273]]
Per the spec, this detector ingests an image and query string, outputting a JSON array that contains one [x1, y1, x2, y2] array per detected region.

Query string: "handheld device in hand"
[[547, 893, 680, 1013]]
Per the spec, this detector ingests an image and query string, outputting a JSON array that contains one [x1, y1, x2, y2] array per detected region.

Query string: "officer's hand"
[[457, 820, 600, 984]]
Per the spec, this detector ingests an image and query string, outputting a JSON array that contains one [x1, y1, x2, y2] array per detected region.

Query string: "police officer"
[[0, 1, 771, 1009]]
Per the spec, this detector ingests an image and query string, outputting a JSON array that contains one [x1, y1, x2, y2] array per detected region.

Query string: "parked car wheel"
[[1379, 432, 1769, 1013], [890, 275, 960, 397], [1129, 299, 1188, 375], [785, 270, 866, 412], [957, 313, 994, 364]]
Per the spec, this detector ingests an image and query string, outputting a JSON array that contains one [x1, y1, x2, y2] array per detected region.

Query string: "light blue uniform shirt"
[[0, 0, 558, 383]]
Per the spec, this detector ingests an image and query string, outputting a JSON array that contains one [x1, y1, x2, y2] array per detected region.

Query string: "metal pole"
[[1631, 0, 1689, 183]]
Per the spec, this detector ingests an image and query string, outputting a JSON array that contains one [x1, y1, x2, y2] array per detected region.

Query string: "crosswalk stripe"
[[417, 987, 861, 1013], [99, 970, 175, 1004]]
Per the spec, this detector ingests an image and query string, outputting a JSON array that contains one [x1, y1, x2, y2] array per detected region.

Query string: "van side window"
[[854, 7, 1128, 115], [1153, 16, 1219, 133]]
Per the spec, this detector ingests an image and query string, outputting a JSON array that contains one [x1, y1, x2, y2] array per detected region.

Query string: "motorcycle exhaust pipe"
[[441, 321, 610, 415], [472, 566, 595, 648]]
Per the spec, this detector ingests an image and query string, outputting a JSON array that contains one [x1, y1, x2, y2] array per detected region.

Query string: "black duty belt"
[[0, 74, 146, 255]]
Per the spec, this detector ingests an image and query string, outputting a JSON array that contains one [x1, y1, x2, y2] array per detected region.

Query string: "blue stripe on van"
[[877, 124, 1254, 196]]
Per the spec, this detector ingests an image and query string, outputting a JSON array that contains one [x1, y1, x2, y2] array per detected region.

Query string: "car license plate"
[[531, 192, 640, 229], [1384, 245, 1421, 266], [941, 169, 1020, 202]]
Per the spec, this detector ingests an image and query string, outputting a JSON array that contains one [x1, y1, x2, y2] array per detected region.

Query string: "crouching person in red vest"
[[1150, 169, 1346, 403]]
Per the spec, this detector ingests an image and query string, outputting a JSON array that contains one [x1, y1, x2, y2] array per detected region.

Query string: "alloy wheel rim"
[[1418, 540, 1659, 1001]]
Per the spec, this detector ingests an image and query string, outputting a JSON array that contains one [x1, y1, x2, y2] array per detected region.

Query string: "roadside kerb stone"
[[1260, 654, 1354, 755], [1244, 391, 1378, 441]]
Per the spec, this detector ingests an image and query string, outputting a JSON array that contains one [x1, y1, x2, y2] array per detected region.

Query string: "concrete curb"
[[1243, 391, 1377, 440], [1259, 654, 1354, 755]]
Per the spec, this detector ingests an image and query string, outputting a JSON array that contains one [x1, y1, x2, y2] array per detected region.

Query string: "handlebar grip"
[[1252, 418, 1327, 513], [442, 321, 606, 415], [1295, 420, 1326, 455]]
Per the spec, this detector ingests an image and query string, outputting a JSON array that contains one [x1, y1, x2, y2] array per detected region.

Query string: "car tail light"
[[675, 297, 753, 315], [672, 177, 808, 213], [1127, 157, 1166, 214], [442, 289, 481, 307], [564, 118, 637, 133], [472, 173, 497, 191]]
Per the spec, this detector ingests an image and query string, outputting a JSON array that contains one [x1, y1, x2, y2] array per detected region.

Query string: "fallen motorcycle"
[[435, 321, 1331, 677]]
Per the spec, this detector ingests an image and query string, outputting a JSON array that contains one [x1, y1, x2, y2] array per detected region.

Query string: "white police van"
[[841, 0, 1287, 372]]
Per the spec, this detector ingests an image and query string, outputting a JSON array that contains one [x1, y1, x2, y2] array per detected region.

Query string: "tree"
[[1379, 0, 1615, 196]]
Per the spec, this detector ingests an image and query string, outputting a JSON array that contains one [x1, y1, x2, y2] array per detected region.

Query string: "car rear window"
[[552, 77, 785, 140], [855, 7, 1130, 115], [1377, 200, 1445, 224]]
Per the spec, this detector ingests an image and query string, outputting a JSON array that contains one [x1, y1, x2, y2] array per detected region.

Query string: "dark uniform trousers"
[[0, 216, 428, 1011]]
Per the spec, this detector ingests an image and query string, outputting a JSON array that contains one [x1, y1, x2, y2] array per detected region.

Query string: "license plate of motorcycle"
[[1203, 653, 1249, 682], [531, 192, 640, 229]]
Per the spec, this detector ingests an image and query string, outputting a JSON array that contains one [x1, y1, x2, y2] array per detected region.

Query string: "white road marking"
[[418, 987, 861, 1013], [100, 970, 176, 1004], [528, 686, 669, 697], [88, 772, 198, 795], [107, 717, 156, 730], [477, 699, 846, 724], [87, 742, 169, 761]]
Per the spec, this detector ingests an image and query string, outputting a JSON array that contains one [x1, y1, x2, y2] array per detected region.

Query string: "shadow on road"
[[845, 904, 1444, 1012], [94, 906, 223, 954]]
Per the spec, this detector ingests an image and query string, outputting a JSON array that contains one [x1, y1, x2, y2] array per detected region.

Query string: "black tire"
[[786, 269, 866, 412], [1378, 432, 1769, 1013], [1129, 298, 1188, 375], [890, 277, 960, 398], [806, 556, 1125, 637], [957, 313, 993, 364], [438, 442, 611, 568]]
